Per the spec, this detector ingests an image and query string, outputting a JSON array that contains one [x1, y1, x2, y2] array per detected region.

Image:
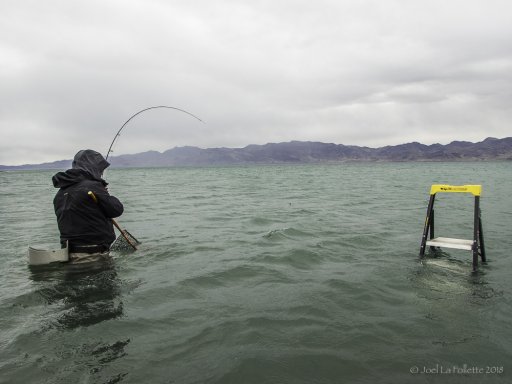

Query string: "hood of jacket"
[[52, 149, 109, 188]]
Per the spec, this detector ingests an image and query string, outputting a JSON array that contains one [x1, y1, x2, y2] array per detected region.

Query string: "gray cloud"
[[1, 0, 511, 164]]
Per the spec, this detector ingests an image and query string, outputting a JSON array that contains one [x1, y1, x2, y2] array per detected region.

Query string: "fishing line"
[[105, 105, 204, 161]]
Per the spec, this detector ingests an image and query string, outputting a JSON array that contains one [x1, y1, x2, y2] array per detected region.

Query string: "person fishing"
[[52, 149, 124, 263]]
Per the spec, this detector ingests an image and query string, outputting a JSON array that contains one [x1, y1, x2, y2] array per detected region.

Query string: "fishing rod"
[[101, 105, 203, 251], [105, 105, 204, 161]]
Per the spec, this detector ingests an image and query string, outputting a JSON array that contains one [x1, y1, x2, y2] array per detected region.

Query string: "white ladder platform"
[[426, 237, 474, 251]]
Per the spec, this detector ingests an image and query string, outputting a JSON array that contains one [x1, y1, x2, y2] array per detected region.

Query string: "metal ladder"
[[419, 184, 486, 271]]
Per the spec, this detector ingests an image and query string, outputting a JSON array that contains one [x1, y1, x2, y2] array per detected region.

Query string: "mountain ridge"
[[2, 137, 511, 170]]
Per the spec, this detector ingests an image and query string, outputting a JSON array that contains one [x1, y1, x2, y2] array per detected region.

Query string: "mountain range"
[[2, 137, 511, 170]]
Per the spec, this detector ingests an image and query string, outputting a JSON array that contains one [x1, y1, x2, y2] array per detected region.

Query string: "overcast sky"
[[1, 0, 511, 165]]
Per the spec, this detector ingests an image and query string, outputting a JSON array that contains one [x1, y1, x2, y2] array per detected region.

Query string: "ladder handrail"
[[429, 184, 481, 196]]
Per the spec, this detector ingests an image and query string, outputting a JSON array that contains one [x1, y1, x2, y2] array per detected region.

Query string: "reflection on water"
[[23, 259, 130, 383], [29, 258, 124, 330], [415, 249, 500, 300], [412, 251, 502, 349]]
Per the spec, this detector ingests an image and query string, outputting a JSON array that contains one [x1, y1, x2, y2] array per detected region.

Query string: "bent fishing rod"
[[105, 105, 204, 161], [100, 105, 204, 250]]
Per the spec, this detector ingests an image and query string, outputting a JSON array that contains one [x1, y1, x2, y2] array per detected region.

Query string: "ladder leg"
[[429, 209, 436, 252], [479, 215, 486, 262], [472, 196, 480, 271], [419, 194, 435, 257]]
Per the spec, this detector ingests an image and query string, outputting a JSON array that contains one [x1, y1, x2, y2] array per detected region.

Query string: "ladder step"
[[426, 237, 474, 251]]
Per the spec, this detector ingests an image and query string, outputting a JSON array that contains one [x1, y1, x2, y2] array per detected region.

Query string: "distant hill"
[[2, 137, 511, 170]]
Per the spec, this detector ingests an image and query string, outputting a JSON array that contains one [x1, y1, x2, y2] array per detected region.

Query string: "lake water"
[[1, 162, 511, 383]]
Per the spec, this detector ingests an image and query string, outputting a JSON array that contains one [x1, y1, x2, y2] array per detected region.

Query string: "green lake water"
[[1, 162, 511, 383]]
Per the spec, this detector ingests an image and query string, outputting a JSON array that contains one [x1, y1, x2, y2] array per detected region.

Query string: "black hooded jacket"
[[52, 150, 124, 248]]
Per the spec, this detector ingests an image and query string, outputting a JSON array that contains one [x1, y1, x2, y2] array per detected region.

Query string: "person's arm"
[[91, 187, 124, 218]]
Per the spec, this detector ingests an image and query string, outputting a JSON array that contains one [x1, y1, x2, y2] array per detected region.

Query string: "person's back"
[[52, 149, 123, 261]]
